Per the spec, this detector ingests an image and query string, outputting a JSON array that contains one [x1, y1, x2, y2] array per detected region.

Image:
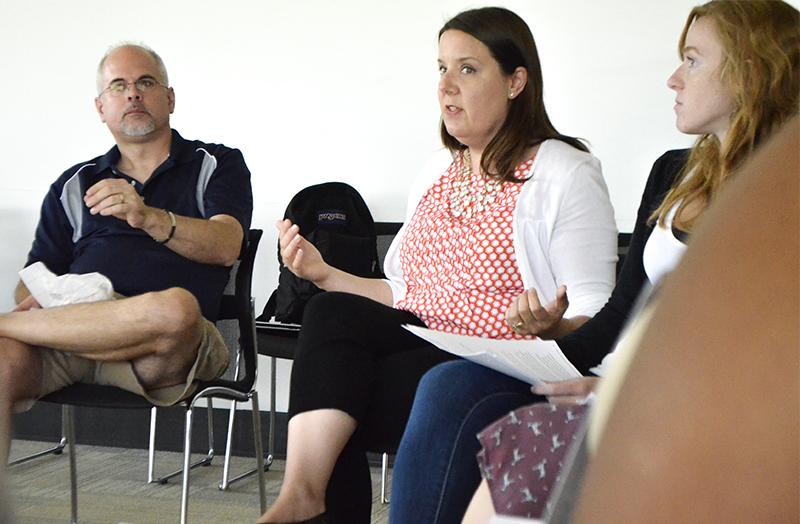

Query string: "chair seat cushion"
[[40, 384, 154, 409], [256, 325, 299, 360]]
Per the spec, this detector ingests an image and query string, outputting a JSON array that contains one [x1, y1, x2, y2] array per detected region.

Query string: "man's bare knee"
[[142, 288, 204, 355], [132, 289, 205, 389]]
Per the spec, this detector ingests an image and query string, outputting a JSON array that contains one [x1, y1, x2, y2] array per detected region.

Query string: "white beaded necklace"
[[447, 149, 502, 220]]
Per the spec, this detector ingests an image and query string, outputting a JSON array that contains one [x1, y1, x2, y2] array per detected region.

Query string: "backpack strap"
[[257, 290, 278, 322]]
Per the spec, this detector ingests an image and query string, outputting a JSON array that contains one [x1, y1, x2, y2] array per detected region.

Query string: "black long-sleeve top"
[[556, 149, 690, 374]]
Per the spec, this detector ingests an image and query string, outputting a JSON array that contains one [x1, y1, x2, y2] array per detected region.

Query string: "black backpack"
[[259, 182, 382, 324]]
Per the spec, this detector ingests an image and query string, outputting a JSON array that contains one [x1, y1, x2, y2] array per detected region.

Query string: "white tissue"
[[19, 262, 115, 308]]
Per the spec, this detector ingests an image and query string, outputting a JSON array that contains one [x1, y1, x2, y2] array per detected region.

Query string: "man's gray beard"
[[120, 118, 156, 137]]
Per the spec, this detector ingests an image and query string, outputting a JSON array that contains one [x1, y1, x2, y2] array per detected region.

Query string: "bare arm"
[[315, 266, 393, 306], [276, 219, 393, 306], [139, 210, 243, 267], [83, 179, 243, 266]]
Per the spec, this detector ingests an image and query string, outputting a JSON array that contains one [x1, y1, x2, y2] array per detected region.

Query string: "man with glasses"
[[0, 43, 253, 463]]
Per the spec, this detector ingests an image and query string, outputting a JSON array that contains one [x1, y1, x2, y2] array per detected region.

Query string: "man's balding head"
[[96, 43, 169, 95]]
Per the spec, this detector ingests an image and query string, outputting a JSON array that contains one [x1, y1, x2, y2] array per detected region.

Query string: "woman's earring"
[[509, 91, 515, 99]]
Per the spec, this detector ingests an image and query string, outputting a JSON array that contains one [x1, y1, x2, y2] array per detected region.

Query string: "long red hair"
[[653, 0, 799, 230]]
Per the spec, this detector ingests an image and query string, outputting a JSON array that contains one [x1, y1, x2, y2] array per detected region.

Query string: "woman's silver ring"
[[512, 321, 524, 330]]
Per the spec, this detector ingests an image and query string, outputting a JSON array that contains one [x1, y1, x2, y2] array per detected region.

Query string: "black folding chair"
[[8, 229, 266, 524]]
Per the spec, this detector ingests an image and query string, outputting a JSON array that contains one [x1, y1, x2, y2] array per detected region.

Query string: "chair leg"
[[205, 397, 215, 463], [180, 408, 194, 524], [381, 452, 390, 504], [219, 346, 248, 491], [147, 407, 158, 483], [219, 399, 238, 490], [217, 355, 273, 490], [149, 402, 214, 484], [216, 399, 272, 489], [65, 405, 78, 524], [251, 391, 267, 513], [269, 356, 276, 464], [7, 405, 68, 466]]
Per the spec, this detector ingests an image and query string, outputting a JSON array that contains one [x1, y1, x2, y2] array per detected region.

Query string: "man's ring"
[[512, 321, 524, 330]]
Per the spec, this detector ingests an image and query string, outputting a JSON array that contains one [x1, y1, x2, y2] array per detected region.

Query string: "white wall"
[[4, 0, 792, 410]]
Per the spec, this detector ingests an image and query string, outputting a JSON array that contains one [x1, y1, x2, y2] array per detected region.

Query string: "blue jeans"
[[389, 360, 540, 524]]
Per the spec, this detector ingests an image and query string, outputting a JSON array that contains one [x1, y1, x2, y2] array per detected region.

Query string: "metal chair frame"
[[10, 405, 216, 485], [8, 229, 265, 524]]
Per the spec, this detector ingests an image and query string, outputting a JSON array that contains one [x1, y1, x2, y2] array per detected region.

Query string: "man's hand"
[[506, 285, 569, 338], [532, 377, 600, 406], [84, 179, 242, 265], [276, 219, 332, 284], [13, 281, 40, 311], [13, 294, 41, 312], [84, 178, 157, 230]]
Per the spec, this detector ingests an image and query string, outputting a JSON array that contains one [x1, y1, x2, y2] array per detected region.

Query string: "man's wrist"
[[156, 210, 177, 244], [145, 207, 176, 244]]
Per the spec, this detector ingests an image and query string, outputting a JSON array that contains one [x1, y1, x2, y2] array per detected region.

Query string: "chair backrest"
[[204, 229, 262, 395], [617, 232, 632, 277], [374, 221, 403, 273]]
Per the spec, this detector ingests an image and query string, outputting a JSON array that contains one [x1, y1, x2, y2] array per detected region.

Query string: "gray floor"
[[6, 440, 390, 524]]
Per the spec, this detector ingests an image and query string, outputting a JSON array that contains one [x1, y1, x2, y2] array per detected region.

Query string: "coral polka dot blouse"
[[395, 152, 536, 339]]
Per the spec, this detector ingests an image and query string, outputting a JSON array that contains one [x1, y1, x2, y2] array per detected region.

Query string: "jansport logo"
[[318, 210, 347, 225]]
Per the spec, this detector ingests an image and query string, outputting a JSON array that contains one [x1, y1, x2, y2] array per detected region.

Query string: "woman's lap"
[[286, 291, 456, 523], [390, 360, 542, 524], [477, 403, 589, 519], [288, 291, 432, 420]]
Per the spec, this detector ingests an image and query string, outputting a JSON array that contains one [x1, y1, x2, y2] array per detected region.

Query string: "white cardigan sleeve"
[[513, 140, 617, 318]]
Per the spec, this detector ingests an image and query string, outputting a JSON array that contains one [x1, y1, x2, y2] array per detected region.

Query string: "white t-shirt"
[[592, 204, 688, 377], [642, 205, 688, 286]]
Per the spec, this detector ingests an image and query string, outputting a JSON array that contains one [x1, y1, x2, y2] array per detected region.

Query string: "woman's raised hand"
[[276, 219, 331, 284], [506, 285, 569, 338]]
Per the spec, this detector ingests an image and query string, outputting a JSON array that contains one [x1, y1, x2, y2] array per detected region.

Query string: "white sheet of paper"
[[404, 325, 582, 384]]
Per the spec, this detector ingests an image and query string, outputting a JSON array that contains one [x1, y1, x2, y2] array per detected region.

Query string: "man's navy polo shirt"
[[26, 129, 253, 322]]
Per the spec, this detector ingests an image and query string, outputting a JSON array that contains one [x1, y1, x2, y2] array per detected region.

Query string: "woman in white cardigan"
[[258, 7, 615, 524], [383, 140, 616, 323]]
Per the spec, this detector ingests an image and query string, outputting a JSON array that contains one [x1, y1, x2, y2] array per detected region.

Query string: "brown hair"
[[438, 7, 587, 184], [653, 0, 800, 230]]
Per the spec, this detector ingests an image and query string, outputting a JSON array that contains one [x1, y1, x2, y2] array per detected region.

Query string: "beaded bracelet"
[[157, 210, 177, 244]]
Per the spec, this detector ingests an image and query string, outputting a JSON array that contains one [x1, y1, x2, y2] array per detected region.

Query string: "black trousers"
[[288, 292, 456, 524]]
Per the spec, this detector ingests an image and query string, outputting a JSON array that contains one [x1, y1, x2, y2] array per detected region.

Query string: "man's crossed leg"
[[0, 287, 227, 464]]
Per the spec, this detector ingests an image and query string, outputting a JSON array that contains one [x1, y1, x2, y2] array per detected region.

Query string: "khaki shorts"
[[16, 319, 228, 413]]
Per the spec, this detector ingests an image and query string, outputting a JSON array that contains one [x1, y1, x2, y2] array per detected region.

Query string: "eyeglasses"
[[100, 77, 167, 97]]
